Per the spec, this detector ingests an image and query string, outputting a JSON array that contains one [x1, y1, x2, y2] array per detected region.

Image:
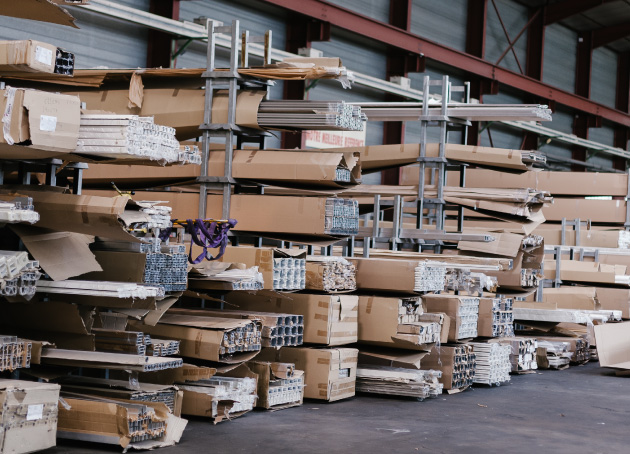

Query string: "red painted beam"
[[257, 0, 630, 127], [593, 21, 630, 48], [544, 0, 618, 25]]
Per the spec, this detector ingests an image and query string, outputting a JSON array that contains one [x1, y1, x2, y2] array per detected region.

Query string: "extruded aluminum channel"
[[74, 0, 629, 164]]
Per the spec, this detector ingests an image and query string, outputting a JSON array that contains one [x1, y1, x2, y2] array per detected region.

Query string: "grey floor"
[[49, 362, 629, 454]]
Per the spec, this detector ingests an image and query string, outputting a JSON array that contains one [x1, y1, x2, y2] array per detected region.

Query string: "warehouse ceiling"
[[516, 0, 630, 52]]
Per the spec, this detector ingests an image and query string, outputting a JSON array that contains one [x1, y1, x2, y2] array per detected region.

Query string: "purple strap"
[[159, 219, 237, 264]]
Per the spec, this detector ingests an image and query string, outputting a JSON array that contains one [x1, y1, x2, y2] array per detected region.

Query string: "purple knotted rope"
[[160, 219, 237, 264]]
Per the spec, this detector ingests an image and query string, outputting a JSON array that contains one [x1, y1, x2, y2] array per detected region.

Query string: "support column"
[[614, 52, 630, 170], [282, 15, 330, 148], [147, 0, 180, 68], [572, 31, 595, 169], [465, 0, 490, 146]]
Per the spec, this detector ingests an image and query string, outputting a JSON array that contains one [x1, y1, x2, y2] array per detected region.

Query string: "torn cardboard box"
[[0, 380, 60, 454], [0, 87, 80, 160], [259, 347, 358, 401], [247, 361, 304, 410], [358, 295, 440, 351], [226, 292, 358, 346], [208, 149, 361, 189], [130, 314, 262, 364], [594, 322, 630, 371]]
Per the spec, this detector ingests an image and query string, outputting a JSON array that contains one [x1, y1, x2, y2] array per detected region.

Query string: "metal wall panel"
[[485, 0, 529, 74], [312, 29, 388, 80], [588, 123, 615, 147], [0, 1, 150, 68], [591, 47, 618, 109], [326, 0, 390, 23], [542, 24, 577, 91], [410, 0, 468, 52]]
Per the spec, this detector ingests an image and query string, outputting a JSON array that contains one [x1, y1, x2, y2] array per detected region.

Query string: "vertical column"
[[382, 0, 422, 186], [282, 15, 330, 149], [572, 31, 594, 170], [464, 0, 488, 146], [147, 0, 180, 68], [614, 52, 630, 170]]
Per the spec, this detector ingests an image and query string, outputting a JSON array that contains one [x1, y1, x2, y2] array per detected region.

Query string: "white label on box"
[[40, 115, 57, 132], [26, 404, 44, 421], [35, 46, 54, 65]]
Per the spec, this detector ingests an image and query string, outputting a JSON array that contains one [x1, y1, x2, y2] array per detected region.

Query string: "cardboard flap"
[[158, 314, 255, 330], [358, 348, 427, 369], [22, 89, 80, 151], [0, 0, 79, 28], [594, 322, 630, 369], [211, 90, 266, 130], [11, 225, 101, 280]]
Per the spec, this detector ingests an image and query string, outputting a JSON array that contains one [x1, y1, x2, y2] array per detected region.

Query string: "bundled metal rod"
[[257, 100, 365, 131], [352, 102, 553, 122], [0, 336, 32, 372], [77, 114, 200, 164], [0, 197, 39, 225], [470, 342, 512, 386]]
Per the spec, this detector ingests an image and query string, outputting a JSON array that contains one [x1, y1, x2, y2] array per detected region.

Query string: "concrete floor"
[[50, 362, 629, 454]]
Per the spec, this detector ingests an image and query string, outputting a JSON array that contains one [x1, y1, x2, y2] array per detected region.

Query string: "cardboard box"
[[0, 87, 80, 160], [0, 0, 79, 28], [226, 292, 358, 346], [220, 246, 306, 290], [208, 149, 361, 189], [353, 257, 419, 294], [260, 347, 358, 401], [358, 295, 439, 351], [0, 188, 145, 242], [57, 397, 186, 449], [594, 322, 630, 370], [423, 294, 479, 342], [331, 143, 534, 173], [421, 346, 476, 392], [179, 364, 258, 422], [593, 287, 630, 318], [56, 377, 183, 416], [542, 287, 600, 311], [0, 40, 58, 74], [129, 315, 261, 364], [0, 380, 60, 454], [544, 260, 627, 285], [246, 361, 304, 410]]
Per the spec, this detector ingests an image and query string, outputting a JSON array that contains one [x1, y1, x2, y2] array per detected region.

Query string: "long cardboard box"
[[129, 316, 261, 364], [0, 40, 58, 74], [542, 287, 600, 311], [209, 149, 361, 189], [260, 347, 358, 401], [544, 260, 627, 285], [358, 295, 440, 351], [329, 143, 535, 173], [353, 257, 420, 294], [423, 294, 479, 342], [226, 292, 358, 346], [0, 380, 60, 454], [0, 87, 80, 160], [219, 246, 306, 290]]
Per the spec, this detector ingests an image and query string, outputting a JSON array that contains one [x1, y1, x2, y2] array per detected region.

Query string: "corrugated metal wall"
[[591, 47, 618, 109], [543, 23, 578, 91], [326, 0, 390, 23], [485, 0, 528, 74], [410, 0, 468, 52]]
